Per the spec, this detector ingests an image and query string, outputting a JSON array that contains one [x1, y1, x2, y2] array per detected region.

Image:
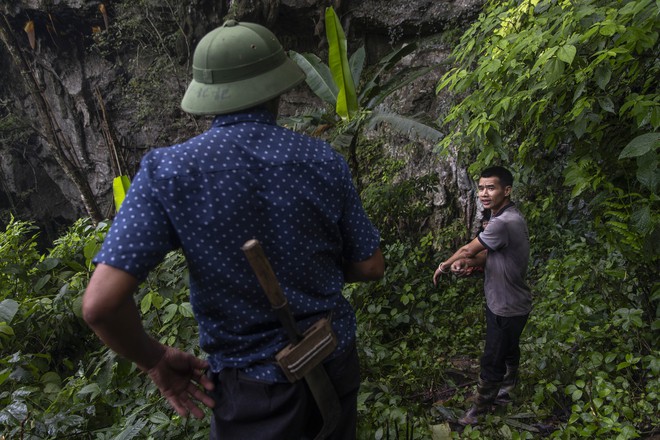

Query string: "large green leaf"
[[325, 7, 358, 120], [0, 299, 18, 324], [349, 46, 366, 89], [289, 51, 338, 106], [113, 175, 131, 213], [618, 132, 660, 159], [366, 110, 444, 143], [557, 44, 577, 65], [115, 418, 148, 440], [636, 152, 658, 191]]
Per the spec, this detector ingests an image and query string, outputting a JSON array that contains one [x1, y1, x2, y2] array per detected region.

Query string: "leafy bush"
[[0, 218, 207, 439], [359, 141, 439, 244], [525, 230, 658, 440], [1, 178, 658, 439], [347, 235, 463, 439], [1, 218, 99, 438]]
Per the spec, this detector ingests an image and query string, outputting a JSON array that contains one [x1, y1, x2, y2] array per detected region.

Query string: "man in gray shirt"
[[433, 166, 532, 425]]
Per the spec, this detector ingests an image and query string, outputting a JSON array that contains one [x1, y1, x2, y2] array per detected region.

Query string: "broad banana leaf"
[[360, 42, 419, 104], [325, 7, 358, 120], [112, 175, 131, 212], [366, 110, 444, 143], [366, 64, 438, 109], [349, 46, 366, 90], [289, 51, 338, 106]]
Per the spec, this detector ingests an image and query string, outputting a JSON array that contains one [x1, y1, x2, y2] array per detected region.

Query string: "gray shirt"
[[478, 203, 532, 317]]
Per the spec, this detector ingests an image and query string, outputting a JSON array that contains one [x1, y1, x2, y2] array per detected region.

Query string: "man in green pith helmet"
[[433, 166, 532, 425], [83, 20, 384, 439]]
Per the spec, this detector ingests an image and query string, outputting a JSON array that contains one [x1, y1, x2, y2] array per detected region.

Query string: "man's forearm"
[[85, 295, 166, 370], [344, 248, 385, 282], [440, 246, 473, 270], [464, 250, 487, 268], [437, 237, 486, 274], [83, 264, 165, 371]]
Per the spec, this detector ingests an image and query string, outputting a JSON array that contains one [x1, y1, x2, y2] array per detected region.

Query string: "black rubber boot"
[[495, 363, 519, 404], [458, 378, 501, 425]]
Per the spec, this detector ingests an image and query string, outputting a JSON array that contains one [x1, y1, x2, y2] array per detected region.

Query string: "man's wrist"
[[137, 339, 167, 372]]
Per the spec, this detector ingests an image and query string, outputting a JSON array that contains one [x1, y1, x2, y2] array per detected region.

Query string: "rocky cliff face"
[[0, 0, 484, 244]]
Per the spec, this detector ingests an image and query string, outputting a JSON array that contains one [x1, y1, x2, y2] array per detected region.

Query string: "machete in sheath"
[[241, 239, 341, 439]]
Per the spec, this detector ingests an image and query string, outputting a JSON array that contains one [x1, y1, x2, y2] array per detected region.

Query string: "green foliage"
[[433, 3, 660, 434], [346, 235, 455, 439], [525, 230, 658, 439], [0, 218, 207, 439], [436, 0, 659, 273], [360, 141, 439, 244], [0, 218, 101, 438], [0, 217, 40, 298], [1, 169, 658, 438], [2, 1, 658, 438], [4, 4, 659, 435], [437, 0, 659, 161]]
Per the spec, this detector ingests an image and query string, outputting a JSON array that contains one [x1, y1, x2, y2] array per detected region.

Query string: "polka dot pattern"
[[94, 109, 381, 383]]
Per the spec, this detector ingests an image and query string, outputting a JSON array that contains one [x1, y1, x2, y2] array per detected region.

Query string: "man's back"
[[94, 108, 381, 381]]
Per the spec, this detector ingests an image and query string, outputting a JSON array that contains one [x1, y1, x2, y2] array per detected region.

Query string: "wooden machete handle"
[[241, 239, 287, 309]]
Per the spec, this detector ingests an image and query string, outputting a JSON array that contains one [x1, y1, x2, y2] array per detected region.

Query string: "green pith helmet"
[[181, 20, 306, 115]]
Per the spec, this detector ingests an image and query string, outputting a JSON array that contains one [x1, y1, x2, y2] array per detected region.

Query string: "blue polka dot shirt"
[[93, 108, 381, 382]]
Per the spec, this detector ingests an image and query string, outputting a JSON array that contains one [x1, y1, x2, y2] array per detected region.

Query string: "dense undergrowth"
[[0, 167, 657, 439]]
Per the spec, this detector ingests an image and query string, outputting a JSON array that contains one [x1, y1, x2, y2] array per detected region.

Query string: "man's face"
[[478, 176, 511, 215]]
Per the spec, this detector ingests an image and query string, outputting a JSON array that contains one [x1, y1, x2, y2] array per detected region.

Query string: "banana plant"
[[289, 7, 443, 183]]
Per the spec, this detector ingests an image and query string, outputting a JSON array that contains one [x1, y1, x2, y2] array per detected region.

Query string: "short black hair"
[[480, 166, 513, 188]]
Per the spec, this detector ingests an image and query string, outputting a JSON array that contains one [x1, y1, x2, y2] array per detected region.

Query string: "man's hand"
[[145, 346, 216, 419], [450, 259, 469, 277], [433, 262, 451, 286], [432, 237, 487, 286]]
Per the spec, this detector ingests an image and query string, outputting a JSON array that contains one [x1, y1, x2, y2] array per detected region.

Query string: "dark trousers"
[[208, 344, 360, 440], [480, 306, 529, 383]]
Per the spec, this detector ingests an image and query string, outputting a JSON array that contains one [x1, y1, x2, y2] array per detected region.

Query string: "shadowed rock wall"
[[0, 0, 484, 245]]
